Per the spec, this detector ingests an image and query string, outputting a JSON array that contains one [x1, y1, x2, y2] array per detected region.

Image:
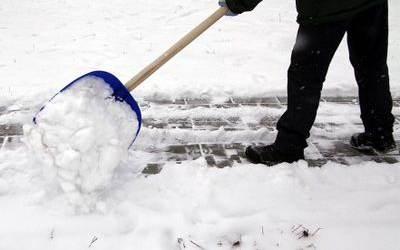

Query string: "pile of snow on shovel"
[[24, 76, 139, 210]]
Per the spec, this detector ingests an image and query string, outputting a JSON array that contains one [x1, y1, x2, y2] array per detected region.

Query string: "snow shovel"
[[34, 6, 229, 145]]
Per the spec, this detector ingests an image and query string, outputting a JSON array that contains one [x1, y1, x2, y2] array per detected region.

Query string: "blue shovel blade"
[[34, 71, 142, 147]]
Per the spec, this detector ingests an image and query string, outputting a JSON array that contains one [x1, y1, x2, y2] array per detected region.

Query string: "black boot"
[[350, 132, 397, 153], [245, 144, 304, 166]]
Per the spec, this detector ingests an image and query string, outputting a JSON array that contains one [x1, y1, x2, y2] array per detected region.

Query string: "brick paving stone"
[[205, 155, 217, 166], [193, 118, 227, 130], [259, 103, 283, 108], [314, 141, 368, 157], [305, 158, 331, 167], [143, 118, 193, 130], [168, 104, 208, 110], [166, 118, 192, 129], [213, 103, 240, 109], [259, 116, 279, 127], [193, 117, 245, 130], [185, 97, 212, 105], [237, 103, 259, 107], [322, 96, 358, 104], [142, 118, 167, 129], [201, 144, 226, 156], [215, 159, 232, 168], [143, 97, 185, 105], [313, 122, 343, 129], [225, 143, 247, 158], [246, 123, 275, 131], [227, 117, 243, 124], [232, 97, 280, 105], [0, 106, 7, 115], [142, 163, 164, 175], [0, 124, 23, 136], [201, 143, 246, 168], [276, 96, 287, 104], [165, 144, 202, 161]]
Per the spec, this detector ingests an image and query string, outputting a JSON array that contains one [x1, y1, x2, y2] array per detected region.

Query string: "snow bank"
[[1, 152, 400, 249], [23, 76, 139, 211]]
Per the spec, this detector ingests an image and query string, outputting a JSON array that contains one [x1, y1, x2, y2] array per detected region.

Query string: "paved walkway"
[[1, 96, 399, 174]]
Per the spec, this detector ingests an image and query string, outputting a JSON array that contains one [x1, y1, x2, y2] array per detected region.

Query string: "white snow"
[[0, 0, 400, 249], [23, 76, 139, 212]]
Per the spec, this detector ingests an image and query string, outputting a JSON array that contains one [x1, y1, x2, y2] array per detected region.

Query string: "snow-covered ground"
[[1, 0, 400, 249]]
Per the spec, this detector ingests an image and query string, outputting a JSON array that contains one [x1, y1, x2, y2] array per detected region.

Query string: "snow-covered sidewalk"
[[1, 95, 400, 249], [2, 95, 400, 169], [1, 0, 400, 249]]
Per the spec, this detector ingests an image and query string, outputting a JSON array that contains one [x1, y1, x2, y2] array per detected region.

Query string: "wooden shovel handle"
[[125, 6, 229, 91]]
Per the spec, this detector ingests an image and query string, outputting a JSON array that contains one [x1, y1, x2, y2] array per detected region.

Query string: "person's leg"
[[347, 2, 395, 146], [274, 21, 348, 154], [246, 21, 349, 164]]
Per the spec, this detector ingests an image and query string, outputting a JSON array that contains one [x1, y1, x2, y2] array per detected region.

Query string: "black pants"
[[274, 2, 394, 154]]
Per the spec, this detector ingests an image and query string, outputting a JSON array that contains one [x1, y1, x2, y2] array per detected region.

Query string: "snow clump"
[[23, 76, 139, 210]]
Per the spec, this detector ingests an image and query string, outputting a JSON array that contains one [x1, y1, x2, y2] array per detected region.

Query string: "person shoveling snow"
[[219, 0, 398, 165]]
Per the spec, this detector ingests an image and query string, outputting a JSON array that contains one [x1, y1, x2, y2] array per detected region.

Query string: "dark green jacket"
[[225, 0, 387, 24]]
